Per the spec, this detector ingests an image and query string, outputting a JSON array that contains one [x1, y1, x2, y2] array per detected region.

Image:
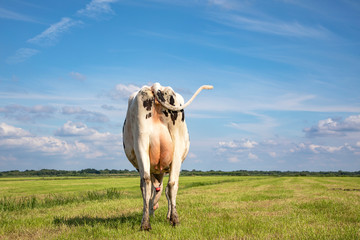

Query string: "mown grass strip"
[[181, 177, 264, 189], [0, 188, 132, 212]]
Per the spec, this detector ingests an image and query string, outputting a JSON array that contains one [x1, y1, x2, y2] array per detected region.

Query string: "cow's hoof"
[[140, 221, 152, 231], [170, 215, 180, 227]]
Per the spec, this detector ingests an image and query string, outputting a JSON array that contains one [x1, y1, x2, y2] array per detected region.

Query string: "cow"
[[122, 82, 213, 230]]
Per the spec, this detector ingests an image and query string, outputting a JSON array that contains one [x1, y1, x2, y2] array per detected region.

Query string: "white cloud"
[[54, 121, 122, 160], [290, 142, 349, 155], [55, 121, 96, 137], [215, 136, 360, 171], [218, 141, 237, 148], [304, 115, 360, 137], [0, 123, 90, 156], [218, 139, 258, 150], [0, 128, 88, 156], [109, 84, 140, 100], [217, 139, 261, 164], [243, 139, 258, 148], [0, 122, 31, 138], [28, 17, 82, 46], [289, 142, 306, 153], [55, 121, 117, 142], [77, 0, 117, 18], [309, 144, 343, 154], [6, 48, 39, 64], [0, 123, 123, 170]]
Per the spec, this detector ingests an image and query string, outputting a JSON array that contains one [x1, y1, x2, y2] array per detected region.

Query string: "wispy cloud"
[[208, 0, 245, 10], [28, 17, 82, 46], [101, 104, 121, 111], [211, 13, 330, 38], [0, 92, 97, 102], [69, 72, 87, 81], [188, 91, 360, 114], [0, 7, 37, 23], [228, 112, 278, 137], [6, 48, 39, 64], [0, 104, 56, 122], [77, 0, 118, 18], [61, 106, 109, 123], [108, 84, 140, 100], [8, 0, 116, 64]]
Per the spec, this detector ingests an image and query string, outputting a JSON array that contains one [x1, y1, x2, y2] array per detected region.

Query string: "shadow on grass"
[[53, 212, 143, 229]]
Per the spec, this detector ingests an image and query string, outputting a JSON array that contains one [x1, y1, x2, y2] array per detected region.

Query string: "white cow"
[[123, 82, 213, 230]]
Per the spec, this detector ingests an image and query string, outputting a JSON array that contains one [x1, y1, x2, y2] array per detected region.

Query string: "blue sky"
[[1, 0, 360, 172]]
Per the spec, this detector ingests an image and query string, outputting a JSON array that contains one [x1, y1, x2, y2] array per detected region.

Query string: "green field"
[[1, 176, 359, 239]]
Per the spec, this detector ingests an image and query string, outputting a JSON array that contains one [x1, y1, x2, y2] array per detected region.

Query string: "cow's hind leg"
[[139, 172, 153, 230], [151, 173, 164, 216], [166, 158, 181, 226], [136, 138, 153, 231]]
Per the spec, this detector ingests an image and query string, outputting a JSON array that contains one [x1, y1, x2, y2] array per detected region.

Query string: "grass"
[[0, 176, 359, 239], [0, 188, 126, 211]]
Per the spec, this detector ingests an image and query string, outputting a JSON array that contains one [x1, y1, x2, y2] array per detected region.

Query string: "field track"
[[1, 176, 359, 239]]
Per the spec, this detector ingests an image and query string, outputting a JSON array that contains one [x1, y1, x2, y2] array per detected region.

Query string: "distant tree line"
[[0, 169, 359, 177], [0, 169, 138, 177], [180, 169, 360, 177]]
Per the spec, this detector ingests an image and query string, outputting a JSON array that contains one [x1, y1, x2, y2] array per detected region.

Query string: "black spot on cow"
[[157, 90, 166, 102], [169, 110, 178, 125], [122, 119, 126, 149], [123, 119, 126, 133], [163, 110, 169, 117], [170, 95, 175, 106], [146, 113, 152, 119], [180, 109, 185, 122], [143, 98, 153, 111]]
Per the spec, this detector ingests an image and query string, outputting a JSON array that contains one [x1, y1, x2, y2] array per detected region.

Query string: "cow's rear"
[[122, 83, 212, 230]]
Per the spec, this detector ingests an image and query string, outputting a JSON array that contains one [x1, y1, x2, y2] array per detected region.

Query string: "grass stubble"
[[0, 176, 359, 239]]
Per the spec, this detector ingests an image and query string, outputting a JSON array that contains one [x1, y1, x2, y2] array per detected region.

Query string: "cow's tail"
[[152, 83, 213, 111]]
